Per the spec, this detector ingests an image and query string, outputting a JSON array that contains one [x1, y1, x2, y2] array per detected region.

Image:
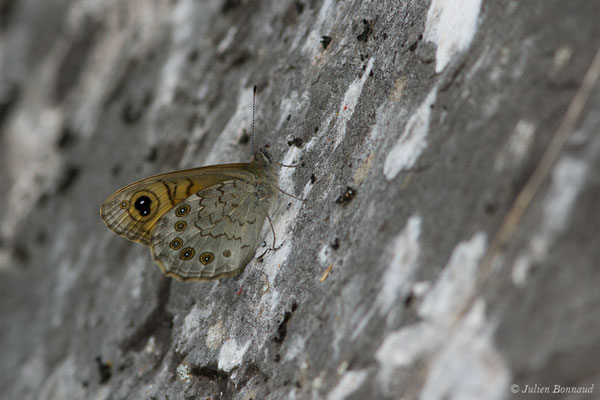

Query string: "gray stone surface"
[[1, 0, 600, 399]]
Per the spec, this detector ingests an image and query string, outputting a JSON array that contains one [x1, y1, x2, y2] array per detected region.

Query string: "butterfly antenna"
[[251, 85, 257, 154]]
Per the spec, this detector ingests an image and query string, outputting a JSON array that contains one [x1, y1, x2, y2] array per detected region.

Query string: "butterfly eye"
[[200, 252, 215, 265], [119, 201, 129, 209], [174, 221, 187, 231], [223, 250, 231, 258], [169, 238, 183, 250], [175, 204, 190, 217], [179, 247, 195, 261]]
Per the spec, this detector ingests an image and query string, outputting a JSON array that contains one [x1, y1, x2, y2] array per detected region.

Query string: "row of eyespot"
[[169, 237, 232, 264]]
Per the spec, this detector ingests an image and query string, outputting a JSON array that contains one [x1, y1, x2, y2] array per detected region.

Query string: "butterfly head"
[[251, 147, 272, 167]]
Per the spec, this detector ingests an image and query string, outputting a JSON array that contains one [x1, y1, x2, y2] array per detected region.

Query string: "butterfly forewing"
[[100, 164, 256, 245]]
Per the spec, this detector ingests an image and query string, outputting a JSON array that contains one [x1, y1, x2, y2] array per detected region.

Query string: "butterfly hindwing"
[[150, 179, 271, 281]]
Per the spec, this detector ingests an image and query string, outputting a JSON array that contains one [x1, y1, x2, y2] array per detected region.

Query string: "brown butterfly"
[[101, 149, 278, 281], [100, 85, 298, 281]]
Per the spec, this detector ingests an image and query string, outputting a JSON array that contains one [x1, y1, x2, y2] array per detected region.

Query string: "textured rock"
[[1, 0, 599, 399]]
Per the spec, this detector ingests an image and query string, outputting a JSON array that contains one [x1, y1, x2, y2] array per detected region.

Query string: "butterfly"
[[100, 148, 279, 281]]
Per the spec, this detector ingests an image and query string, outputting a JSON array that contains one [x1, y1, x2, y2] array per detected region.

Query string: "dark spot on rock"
[[111, 163, 121, 177], [314, 126, 319, 133], [310, 174, 316, 184], [143, 90, 153, 106], [274, 354, 280, 362], [357, 19, 373, 42], [12, 242, 29, 264], [230, 50, 251, 68], [0, 0, 18, 30], [404, 292, 415, 307], [187, 48, 199, 63], [320, 35, 332, 49], [173, 86, 191, 104], [335, 186, 357, 205], [273, 301, 298, 344], [103, 57, 139, 108], [330, 237, 339, 250], [221, 0, 241, 13], [57, 165, 80, 194], [154, 138, 189, 169], [54, 18, 102, 102], [121, 90, 154, 124], [409, 41, 418, 52], [485, 202, 497, 214], [145, 146, 157, 162], [239, 131, 250, 144], [37, 192, 49, 207], [0, 81, 20, 128], [121, 101, 143, 124], [56, 125, 77, 149], [188, 363, 231, 394], [287, 137, 303, 147], [95, 356, 112, 384], [189, 363, 231, 381]]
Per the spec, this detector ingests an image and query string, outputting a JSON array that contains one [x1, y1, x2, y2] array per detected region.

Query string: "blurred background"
[[1, 0, 600, 399]]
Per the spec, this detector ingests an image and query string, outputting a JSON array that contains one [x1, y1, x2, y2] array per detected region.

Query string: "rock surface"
[[1, 0, 599, 399]]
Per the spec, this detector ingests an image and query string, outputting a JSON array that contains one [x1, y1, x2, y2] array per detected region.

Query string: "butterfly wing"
[[100, 164, 252, 245], [150, 178, 273, 281]]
